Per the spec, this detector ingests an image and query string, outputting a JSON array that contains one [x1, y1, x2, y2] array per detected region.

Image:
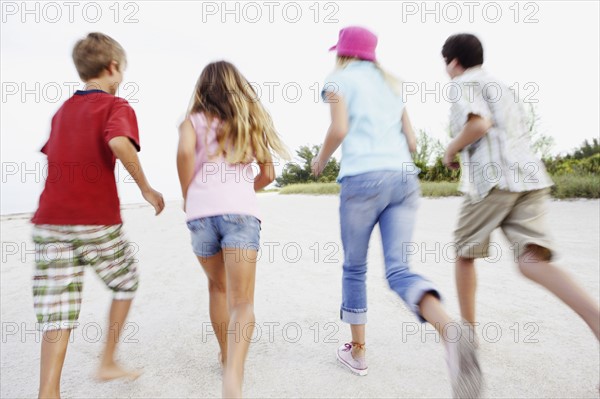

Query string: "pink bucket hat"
[[329, 26, 378, 61]]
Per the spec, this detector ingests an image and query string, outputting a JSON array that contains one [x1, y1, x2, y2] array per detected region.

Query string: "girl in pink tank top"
[[185, 112, 260, 221], [176, 61, 289, 398]]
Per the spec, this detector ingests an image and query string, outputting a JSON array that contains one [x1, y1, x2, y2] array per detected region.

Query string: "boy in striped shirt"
[[441, 33, 599, 347]]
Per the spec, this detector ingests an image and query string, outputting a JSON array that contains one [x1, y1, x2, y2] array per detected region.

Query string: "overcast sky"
[[2, 0, 599, 215]]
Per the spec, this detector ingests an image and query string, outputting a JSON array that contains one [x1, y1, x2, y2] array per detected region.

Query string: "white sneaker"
[[446, 325, 483, 398], [336, 343, 368, 376]]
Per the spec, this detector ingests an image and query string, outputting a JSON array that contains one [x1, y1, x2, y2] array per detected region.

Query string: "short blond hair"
[[72, 32, 126, 81]]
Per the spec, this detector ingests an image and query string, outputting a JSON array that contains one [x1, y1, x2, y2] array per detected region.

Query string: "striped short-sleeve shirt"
[[449, 67, 553, 203]]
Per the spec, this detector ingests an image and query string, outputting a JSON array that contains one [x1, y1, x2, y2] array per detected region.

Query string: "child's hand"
[[311, 157, 324, 177], [443, 147, 460, 170], [142, 187, 165, 215]]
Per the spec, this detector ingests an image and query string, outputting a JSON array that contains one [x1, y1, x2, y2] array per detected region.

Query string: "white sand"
[[1, 195, 599, 398]]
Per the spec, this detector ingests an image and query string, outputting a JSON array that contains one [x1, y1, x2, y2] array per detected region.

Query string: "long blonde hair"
[[188, 61, 290, 163], [336, 56, 402, 95]]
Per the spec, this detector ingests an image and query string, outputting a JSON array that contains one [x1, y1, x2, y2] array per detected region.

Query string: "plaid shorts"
[[32, 224, 139, 331]]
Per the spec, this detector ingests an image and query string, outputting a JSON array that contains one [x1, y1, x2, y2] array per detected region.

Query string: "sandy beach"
[[1, 195, 599, 398]]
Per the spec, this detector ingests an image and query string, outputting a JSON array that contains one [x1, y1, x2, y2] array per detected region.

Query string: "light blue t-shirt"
[[322, 61, 413, 181]]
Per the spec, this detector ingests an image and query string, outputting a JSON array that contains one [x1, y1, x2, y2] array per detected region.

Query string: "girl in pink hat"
[[312, 26, 483, 398]]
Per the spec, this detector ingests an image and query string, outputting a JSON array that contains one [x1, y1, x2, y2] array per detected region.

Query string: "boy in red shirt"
[[31, 32, 164, 398]]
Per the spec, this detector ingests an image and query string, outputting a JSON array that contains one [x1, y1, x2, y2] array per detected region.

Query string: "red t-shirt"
[[31, 90, 140, 225]]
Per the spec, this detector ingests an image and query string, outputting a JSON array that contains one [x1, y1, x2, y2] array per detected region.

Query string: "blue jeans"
[[187, 214, 261, 258], [339, 171, 440, 324]]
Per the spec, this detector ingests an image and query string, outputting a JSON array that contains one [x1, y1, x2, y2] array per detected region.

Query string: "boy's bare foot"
[[96, 363, 141, 382]]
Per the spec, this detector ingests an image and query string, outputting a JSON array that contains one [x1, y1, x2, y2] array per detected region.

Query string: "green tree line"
[[275, 136, 599, 187], [275, 145, 340, 186], [275, 104, 599, 186]]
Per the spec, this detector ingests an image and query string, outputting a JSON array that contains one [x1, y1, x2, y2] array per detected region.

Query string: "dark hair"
[[441, 33, 484, 68]]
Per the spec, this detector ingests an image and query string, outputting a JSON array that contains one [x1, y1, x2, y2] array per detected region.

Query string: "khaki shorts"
[[454, 188, 553, 260]]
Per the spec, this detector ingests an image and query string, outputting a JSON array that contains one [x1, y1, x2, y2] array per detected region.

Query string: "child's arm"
[[254, 159, 275, 192], [443, 114, 492, 168], [312, 92, 349, 176], [108, 137, 165, 215], [177, 119, 197, 209], [401, 109, 417, 153]]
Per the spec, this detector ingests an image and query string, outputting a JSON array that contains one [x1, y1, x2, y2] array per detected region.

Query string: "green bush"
[[550, 174, 600, 199], [545, 154, 600, 175], [569, 138, 599, 160], [414, 158, 462, 182], [421, 158, 461, 182], [275, 139, 600, 199], [275, 145, 339, 186]]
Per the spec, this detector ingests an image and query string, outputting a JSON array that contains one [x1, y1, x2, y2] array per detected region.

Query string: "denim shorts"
[[186, 214, 261, 258]]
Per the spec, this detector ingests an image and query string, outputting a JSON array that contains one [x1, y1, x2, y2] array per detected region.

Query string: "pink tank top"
[[185, 113, 260, 221]]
